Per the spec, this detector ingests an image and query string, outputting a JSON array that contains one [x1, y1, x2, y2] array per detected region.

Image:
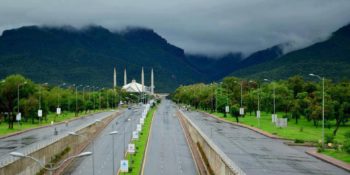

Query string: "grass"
[[124, 106, 156, 175], [0, 109, 108, 136], [322, 149, 350, 163], [208, 111, 349, 143]]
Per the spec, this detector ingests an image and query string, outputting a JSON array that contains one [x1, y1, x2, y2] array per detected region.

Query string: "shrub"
[[325, 133, 334, 144], [343, 140, 350, 154], [344, 131, 350, 139], [294, 139, 304, 143]]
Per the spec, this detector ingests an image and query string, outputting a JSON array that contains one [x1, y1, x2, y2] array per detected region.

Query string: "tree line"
[[0, 74, 145, 129], [171, 75, 350, 136]]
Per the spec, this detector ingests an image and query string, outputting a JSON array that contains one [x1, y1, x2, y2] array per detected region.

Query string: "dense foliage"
[[0, 74, 144, 129], [171, 75, 350, 136]]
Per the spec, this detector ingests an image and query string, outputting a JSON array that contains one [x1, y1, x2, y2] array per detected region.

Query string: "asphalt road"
[[0, 111, 116, 166], [182, 110, 349, 175], [144, 100, 197, 175], [65, 104, 145, 175]]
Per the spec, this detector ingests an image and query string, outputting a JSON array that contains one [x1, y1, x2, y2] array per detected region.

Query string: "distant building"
[[119, 67, 154, 94]]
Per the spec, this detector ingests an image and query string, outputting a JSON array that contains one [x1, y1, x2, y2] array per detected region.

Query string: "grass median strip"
[[124, 106, 157, 175]]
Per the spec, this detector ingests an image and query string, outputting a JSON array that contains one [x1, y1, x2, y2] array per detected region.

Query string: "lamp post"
[[249, 80, 260, 128], [69, 125, 104, 175], [83, 85, 89, 113], [17, 81, 27, 125], [264, 79, 276, 122], [235, 80, 244, 116], [309, 73, 325, 148], [74, 84, 83, 117], [38, 83, 48, 122], [109, 130, 119, 175], [10, 151, 92, 175]]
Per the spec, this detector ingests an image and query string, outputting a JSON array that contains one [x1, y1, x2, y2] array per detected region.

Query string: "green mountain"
[[230, 24, 350, 81], [0, 24, 349, 92], [0, 26, 205, 92]]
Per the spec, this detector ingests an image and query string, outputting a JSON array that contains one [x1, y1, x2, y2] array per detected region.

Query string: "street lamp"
[[38, 83, 48, 122], [249, 80, 261, 128], [10, 151, 92, 175], [69, 126, 102, 175], [235, 80, 244, 116], [109, 130, 119, 175], [264, 79, 276, 123], [83, 85, 90, 113], [73, 84, 83, 116], [309, 73, 325, 148], [17, 81, 27, 125]]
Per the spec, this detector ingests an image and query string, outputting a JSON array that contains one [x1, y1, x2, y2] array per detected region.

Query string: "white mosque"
[[113, 67, 154, 94]]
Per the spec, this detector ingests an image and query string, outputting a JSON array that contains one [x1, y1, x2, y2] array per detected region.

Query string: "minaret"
[[124, 68, 127, 86], [141, 67, 144, 92], [151, 68, 154, 94], [113, 67, 117, 88]]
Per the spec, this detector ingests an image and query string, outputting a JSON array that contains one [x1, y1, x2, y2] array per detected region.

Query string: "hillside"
[[0, 26, 205, 92], [230, 24, 350, 81]]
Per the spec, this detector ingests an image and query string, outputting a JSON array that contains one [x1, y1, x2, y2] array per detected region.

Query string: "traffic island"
[[120, 105, 157, 175], [177, 110, 246, 175]]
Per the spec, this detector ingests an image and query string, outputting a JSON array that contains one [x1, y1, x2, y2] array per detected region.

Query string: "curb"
[[306, 149, 350, 172], [176, 109, 201, 175], [0, 110, 109, 139], [202, 111, 281, 139]]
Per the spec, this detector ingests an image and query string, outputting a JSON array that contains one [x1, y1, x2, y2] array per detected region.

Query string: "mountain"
[[185, 45, 283, 81], [0, 24, 349, 92], [229, 23, 350, 81], [0, 26, 205, 92]]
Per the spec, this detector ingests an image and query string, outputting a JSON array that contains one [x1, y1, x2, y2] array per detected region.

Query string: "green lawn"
[[323, 149, 350, 163], [124, 106, 156, 175], [0, 109, 108, 136], [209, 111, 349, 143]]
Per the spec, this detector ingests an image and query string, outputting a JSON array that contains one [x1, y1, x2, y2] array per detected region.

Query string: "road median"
[[178, 109, 246, 175]]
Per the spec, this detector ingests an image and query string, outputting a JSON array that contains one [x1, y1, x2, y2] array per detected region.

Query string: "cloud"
[[0, 0, 349, 56]]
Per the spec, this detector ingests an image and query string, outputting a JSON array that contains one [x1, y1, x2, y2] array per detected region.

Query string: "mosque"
[[113, 67, 154, 95]]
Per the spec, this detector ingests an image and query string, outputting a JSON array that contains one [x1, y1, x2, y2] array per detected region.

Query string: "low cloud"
[[0, 0, 349, 56]]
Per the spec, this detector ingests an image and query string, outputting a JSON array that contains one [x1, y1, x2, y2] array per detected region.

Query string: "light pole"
[[17, 81, 27, 125], [264, 79, 276, 122], [10, 151, 92, 175], [249, 80, 260, 128], [83, 85, 89, 113], [309, 73, 325, 149], [235, 80, 244, 115], [109, 130, 119, 175], [39, 83, 48, 123], [74, 84, 82, 117], [57, 83, 66, 109], [69, 125, 104, 175]]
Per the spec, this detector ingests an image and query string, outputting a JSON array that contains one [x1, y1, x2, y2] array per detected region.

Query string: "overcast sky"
[[0, 0, 350, 56]]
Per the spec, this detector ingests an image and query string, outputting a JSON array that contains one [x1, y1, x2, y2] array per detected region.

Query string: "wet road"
[[0, 111, 116, 166], [65, 104, 145, 175], [182, 110, 349, 175], [144, 100, 197, 175]]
